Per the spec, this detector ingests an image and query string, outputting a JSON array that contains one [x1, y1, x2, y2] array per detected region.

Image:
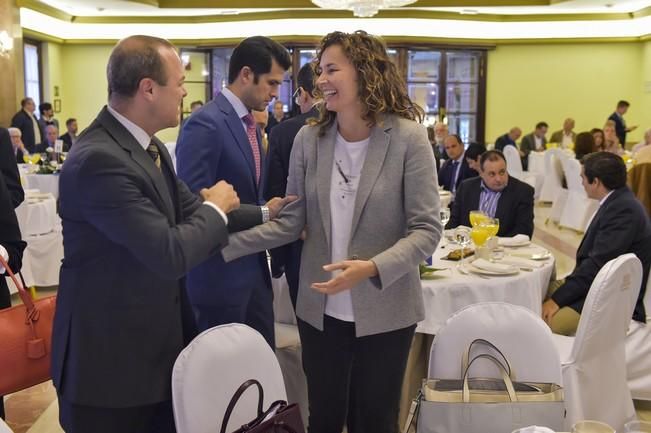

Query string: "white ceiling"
[[37, 0, 651, 17]]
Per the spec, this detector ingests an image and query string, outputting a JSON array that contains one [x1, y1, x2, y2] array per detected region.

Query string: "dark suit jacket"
[[447, 176, 534, 237], [265, 113, 288, 135], [520, 132, 546, 155], [59, 132, 74, 151], [51, 106, 261, 408], [0, 128, 24, 208], [438, 157, 478, 193], [176, 92, 271, 309], [551, 187, 651, 322], [11, 110, 45, 154], [494, 133, 516, 152], [0, 174, 26, 309], [609, 112, 627, 146]]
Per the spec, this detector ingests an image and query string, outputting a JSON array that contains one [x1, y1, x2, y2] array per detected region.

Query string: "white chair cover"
[[626, 272, 651, 400], [0, 418, 13, 433], [552, 254, 642, 431], [558, 158, 599, 232], [539, 149, 567, 203], [172, 324, 287, 433], [549, 189, 568, 224], [503, 146, 541, 198], [428, 302, 562, 385]]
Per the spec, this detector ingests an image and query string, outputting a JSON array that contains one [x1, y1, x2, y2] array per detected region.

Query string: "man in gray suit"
[[520, 121, 548, 170], [52, 35, 274, 433]]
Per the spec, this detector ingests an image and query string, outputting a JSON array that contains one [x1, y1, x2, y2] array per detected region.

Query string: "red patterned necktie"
[[242, 113, 261, 185]]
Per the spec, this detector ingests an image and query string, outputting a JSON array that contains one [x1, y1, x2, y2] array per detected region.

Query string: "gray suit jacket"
[[223, 115, 442, 337], [520, 132, 547, 156]]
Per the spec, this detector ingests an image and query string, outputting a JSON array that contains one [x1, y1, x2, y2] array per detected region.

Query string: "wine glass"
[[470, 225, 489, 247], [440, 208, 450, 227], [454, 226, 471, 269], [483, 217, 500, 239], [625, 420, 651, 433], [469, 210, 487, 227], [571, 421, 615, 433]]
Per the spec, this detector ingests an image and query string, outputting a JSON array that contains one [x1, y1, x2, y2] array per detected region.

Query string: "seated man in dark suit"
[[543, 152, 651, 336], [448, 150, 534, 237], [494, 127, 521, 152], [438, 134, 478, 196], [59, 118, 78, 151]]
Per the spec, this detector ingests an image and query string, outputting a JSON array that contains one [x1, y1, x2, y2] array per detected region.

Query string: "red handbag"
[[0, 255, 56, 395], [221, 379, 305, 433]]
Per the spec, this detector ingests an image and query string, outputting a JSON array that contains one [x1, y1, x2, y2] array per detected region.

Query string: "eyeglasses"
[[293, 87, 302, 105]]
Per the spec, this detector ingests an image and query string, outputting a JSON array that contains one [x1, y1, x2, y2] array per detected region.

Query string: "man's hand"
[[201, 181, 240, 214], [542, 299, 560, 327], [266, 195, 298, 219], [311, 260, 378, 295]]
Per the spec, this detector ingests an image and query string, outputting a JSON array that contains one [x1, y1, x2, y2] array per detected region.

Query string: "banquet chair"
[[552, 254, 642, 432], [272, 275, 309, 427], [428, 302, 562, 386], [503, 145, 540, 199], [540, 149, 567, 204], [172, 324, 287, 433], [627, 163, 651, 217], [558, 158, 599, 232], [626, 271, 651, 400]]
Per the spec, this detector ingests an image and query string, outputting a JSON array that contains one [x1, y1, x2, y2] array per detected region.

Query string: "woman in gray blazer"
[[223, 30, 441, 433]]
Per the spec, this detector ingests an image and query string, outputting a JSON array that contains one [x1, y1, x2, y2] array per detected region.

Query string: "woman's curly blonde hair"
[[311, 30, 424, 136]]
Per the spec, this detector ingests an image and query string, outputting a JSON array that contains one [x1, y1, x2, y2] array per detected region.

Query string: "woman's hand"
[[311, 260, 378, 295]]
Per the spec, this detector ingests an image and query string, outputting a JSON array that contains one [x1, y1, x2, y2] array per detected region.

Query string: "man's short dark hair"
[[39, 102, 52, 114], [581, 152, 626, 191], [107, 35, 175, 99], [20, 97, 33, 108], [448, 134, 463, 147], [617, 100, 630, 109], [535, 121, 548, 130], [480, 149, 507, 170], [228, 36, 291, 85], [297, 62, 316, 96], [465, 142, 486, 161], [66, 118, 76, 127]]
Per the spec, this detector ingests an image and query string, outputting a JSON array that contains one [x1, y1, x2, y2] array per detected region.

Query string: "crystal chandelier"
[[311, 0, 417, 18]]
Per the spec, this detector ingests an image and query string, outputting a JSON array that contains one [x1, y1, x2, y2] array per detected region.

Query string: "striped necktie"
[[146, 141, 161, 170], [242, 113, 261, 185]]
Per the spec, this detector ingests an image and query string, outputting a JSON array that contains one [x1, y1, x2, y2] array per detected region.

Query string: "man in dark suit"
[[494, 127, 521, 152], [608, 100, 637, 147], [59, 118, 78, 151], [448, 150, 534, 237], [265, 62, 318, 308], [11, 97, 45, 154], [0, 128, 24, 208], [0, 174, 26, 421], [543, 152, 651, 336], [52, 35, 272, 433], [438, 134, 478, 196], [520, 121, 548, 170], [176, 36, 291, 347]]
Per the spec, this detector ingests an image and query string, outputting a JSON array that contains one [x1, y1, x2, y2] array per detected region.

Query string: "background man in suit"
[[43, 124, 58, 150], [448, 150, 534, 237], [52, 35, 265, 433], [59, 118, 78, 151], [176, 36, 291, 347], [11, 97, 45, 154], [0, 128, 24, 208], [265, 99, 288, 135], [438, 134, 478, 196], [0, 173, 26, 421], [265, 62, 319, 308], [8, 128, 27, 163], [494, 126, 521, 152], [38, 102, 59, 131], [549, 117, 576, 149], [520, 121, 548, 170], [608, 100, 637, 146], [434, 122, 449, 160], [543, 152, 651, 336]]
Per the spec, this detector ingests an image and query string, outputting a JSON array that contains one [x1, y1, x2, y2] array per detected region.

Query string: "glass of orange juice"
[[483, 218, 500, 238], [469, 210, 487, 227], [470, 225, 490, 247]]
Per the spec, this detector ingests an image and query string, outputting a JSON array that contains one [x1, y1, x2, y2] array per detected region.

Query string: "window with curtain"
[[23, 42, 41, 107]]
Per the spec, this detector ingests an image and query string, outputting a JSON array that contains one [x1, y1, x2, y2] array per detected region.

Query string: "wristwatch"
[[261, 206, 270, 223]]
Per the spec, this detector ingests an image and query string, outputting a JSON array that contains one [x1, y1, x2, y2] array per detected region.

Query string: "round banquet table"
[[14, 193, 59, 237], [22, 172, 60, 199]]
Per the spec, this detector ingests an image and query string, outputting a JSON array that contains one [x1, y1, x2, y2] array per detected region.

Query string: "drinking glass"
[[470, 225, 489, 247], [571, 420, 615, 433], [469, 210, 487, 227], [625, 420, 651, 433], [440, 208, 450, 227], [483, 217, 500, 238], [454, 226, 471, 268]]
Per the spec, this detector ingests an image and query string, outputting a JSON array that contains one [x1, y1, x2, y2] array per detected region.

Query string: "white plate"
[[501, 240, 531, 247], [466, 264, 519, 276]]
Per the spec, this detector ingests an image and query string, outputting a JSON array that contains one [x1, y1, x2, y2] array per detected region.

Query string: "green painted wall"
[[486, 42, 644, 145]]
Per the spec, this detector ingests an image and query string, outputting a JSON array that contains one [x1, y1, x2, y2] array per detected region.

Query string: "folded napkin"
[[500, 256, 544, 269], [507, 247, 551, 260], [498, 234, 530, 247], [471, 258, 516, 273], [511, 426, 555, 433]]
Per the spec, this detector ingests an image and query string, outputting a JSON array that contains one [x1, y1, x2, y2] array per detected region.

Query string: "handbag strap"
[[401, 388, 422, 433], [462, 339, 513, 379], [0, 254, 36, 312], [462, 354, 517, 403], [220, 379, 265, 433]]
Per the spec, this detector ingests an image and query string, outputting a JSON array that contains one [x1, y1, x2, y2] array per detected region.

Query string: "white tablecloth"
[[22, 173, 60, 199], [14, 193, 59, 236], [6, 229, 64, 293], [416, 242, 555, 335]]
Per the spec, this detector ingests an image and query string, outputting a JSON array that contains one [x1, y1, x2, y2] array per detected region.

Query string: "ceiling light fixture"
[[311, 0, 417, 18], [0, 31, 14, 57]]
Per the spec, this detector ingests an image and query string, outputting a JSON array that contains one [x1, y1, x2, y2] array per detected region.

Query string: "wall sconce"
[[0, 31, 13, 57]]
